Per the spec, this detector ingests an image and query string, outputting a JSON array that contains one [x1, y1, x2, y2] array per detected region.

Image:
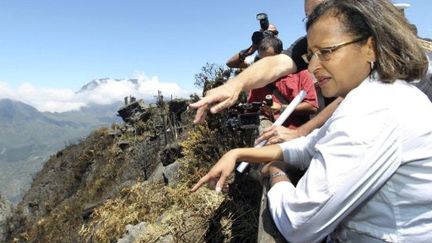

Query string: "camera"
[[256, 13, 269, 30], [222, 93, 274, 131], [224, 102, 262, 130], [251, 13, 276, 46]]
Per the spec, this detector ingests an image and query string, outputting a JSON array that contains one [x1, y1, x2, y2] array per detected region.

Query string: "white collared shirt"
[[268, 77, 432, 243]]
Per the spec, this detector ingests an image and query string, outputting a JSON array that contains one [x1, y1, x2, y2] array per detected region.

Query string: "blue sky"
[[0, 0, 430, 111]]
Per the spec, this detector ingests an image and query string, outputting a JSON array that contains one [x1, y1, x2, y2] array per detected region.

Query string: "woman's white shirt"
[[268, 77, 432, 243]]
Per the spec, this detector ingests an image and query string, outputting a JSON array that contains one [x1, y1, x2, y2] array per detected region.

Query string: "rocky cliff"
[[4, 97, 263, 242]]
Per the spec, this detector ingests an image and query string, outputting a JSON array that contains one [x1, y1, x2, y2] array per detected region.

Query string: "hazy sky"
[[0, 0, 430, 112]]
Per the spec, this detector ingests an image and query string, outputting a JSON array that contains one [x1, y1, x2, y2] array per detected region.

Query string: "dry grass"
[[79, 123, 260, 242], [79, 181, 225, 242], [79, 122, 261, 242], [9, 115, 260, 242]]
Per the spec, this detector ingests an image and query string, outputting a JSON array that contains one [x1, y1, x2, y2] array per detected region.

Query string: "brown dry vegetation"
[[6, 103, 262, 242], [78, 124, 262, 242]]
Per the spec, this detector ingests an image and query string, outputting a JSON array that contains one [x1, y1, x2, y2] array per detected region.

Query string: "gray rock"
[[163, 162, 181, 187], [116, 220, 175, 243], [117, 222, 147, 243], [148, 162, 164, 183]]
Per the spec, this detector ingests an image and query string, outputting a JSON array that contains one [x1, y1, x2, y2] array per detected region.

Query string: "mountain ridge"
[[0, 98, 120, 203], [76, 77, 140, 93]]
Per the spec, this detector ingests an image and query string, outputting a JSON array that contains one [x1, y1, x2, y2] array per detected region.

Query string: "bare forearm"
[[292, 102, 318, 115], [232, 145, 283, 164], [227, 54, 296, 92], [227, 45, 256, 68], [226, 54, 249, 68]]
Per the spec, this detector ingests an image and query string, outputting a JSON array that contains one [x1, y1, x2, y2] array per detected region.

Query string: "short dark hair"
[[258, 36, 283, 55], [306, 0, 427, 82]]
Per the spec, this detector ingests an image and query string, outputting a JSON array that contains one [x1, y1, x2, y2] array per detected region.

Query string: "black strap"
[[265, 83, 290, 104]]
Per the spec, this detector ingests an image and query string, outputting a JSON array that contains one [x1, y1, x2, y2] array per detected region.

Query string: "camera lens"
[[256, 12, 269, 30], [256, 13, 268, 21]]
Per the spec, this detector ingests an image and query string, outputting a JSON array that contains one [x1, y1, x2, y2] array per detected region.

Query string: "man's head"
[[305, 0, 327, 17], [258, 37, 283, 58]]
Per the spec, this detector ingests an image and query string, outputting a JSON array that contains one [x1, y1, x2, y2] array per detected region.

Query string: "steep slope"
[[5, 99, 262, 243], [7, 126, 164, 242], [0, 99, 118, 202]]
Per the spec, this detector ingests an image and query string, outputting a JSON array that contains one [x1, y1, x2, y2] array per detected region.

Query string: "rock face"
[[0, 195, 13, 242], [117, 99, 151, 124], [4, 88, 265, 242], [163, 161, 181, 187], [5, 98, 194, 242]]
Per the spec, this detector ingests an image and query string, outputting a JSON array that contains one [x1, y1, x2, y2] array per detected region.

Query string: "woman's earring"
[[369, 61, 375, 70]]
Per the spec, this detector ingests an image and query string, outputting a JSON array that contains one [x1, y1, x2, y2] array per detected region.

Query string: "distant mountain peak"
[[0, 99, 41, 122], [76, 78, 140, 93]]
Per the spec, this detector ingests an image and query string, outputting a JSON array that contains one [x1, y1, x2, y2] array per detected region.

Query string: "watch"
[[269, 171, 287, 179]]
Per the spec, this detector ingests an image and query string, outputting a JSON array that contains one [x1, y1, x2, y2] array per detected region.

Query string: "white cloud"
[[81, 79, 137, 105], [0, 74, 192, 112], [0, 81, 17, 100], [136, 76, 187, 97]]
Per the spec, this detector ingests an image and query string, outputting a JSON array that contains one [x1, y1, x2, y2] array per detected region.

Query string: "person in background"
[[192, 0, 432, 242], [191, 0, 431, 145], [226, 24, 279, 69], [248, 36, 318, 130], [192, 0, 341, 144]]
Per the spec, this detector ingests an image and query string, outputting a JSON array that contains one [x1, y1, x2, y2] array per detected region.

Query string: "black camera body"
[[225, 102, 262, 130], [251, 13, 275, 46], [257, 13, 269, 30]]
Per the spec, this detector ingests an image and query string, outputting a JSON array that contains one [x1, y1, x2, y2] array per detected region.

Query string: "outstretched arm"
[[191, 144, 283, 192], [191, 54, 297, 123]]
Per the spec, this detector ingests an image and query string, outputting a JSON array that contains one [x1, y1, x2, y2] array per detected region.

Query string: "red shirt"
[[247, 70, 318, 128]]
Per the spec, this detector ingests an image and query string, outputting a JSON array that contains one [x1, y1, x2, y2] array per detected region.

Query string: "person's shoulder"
[[340, 78, 426, 114], [334, 79, 387, 116], [289, 36, 307, 48], [282, 35, 308, 72], [282, 36, 307, 54]]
